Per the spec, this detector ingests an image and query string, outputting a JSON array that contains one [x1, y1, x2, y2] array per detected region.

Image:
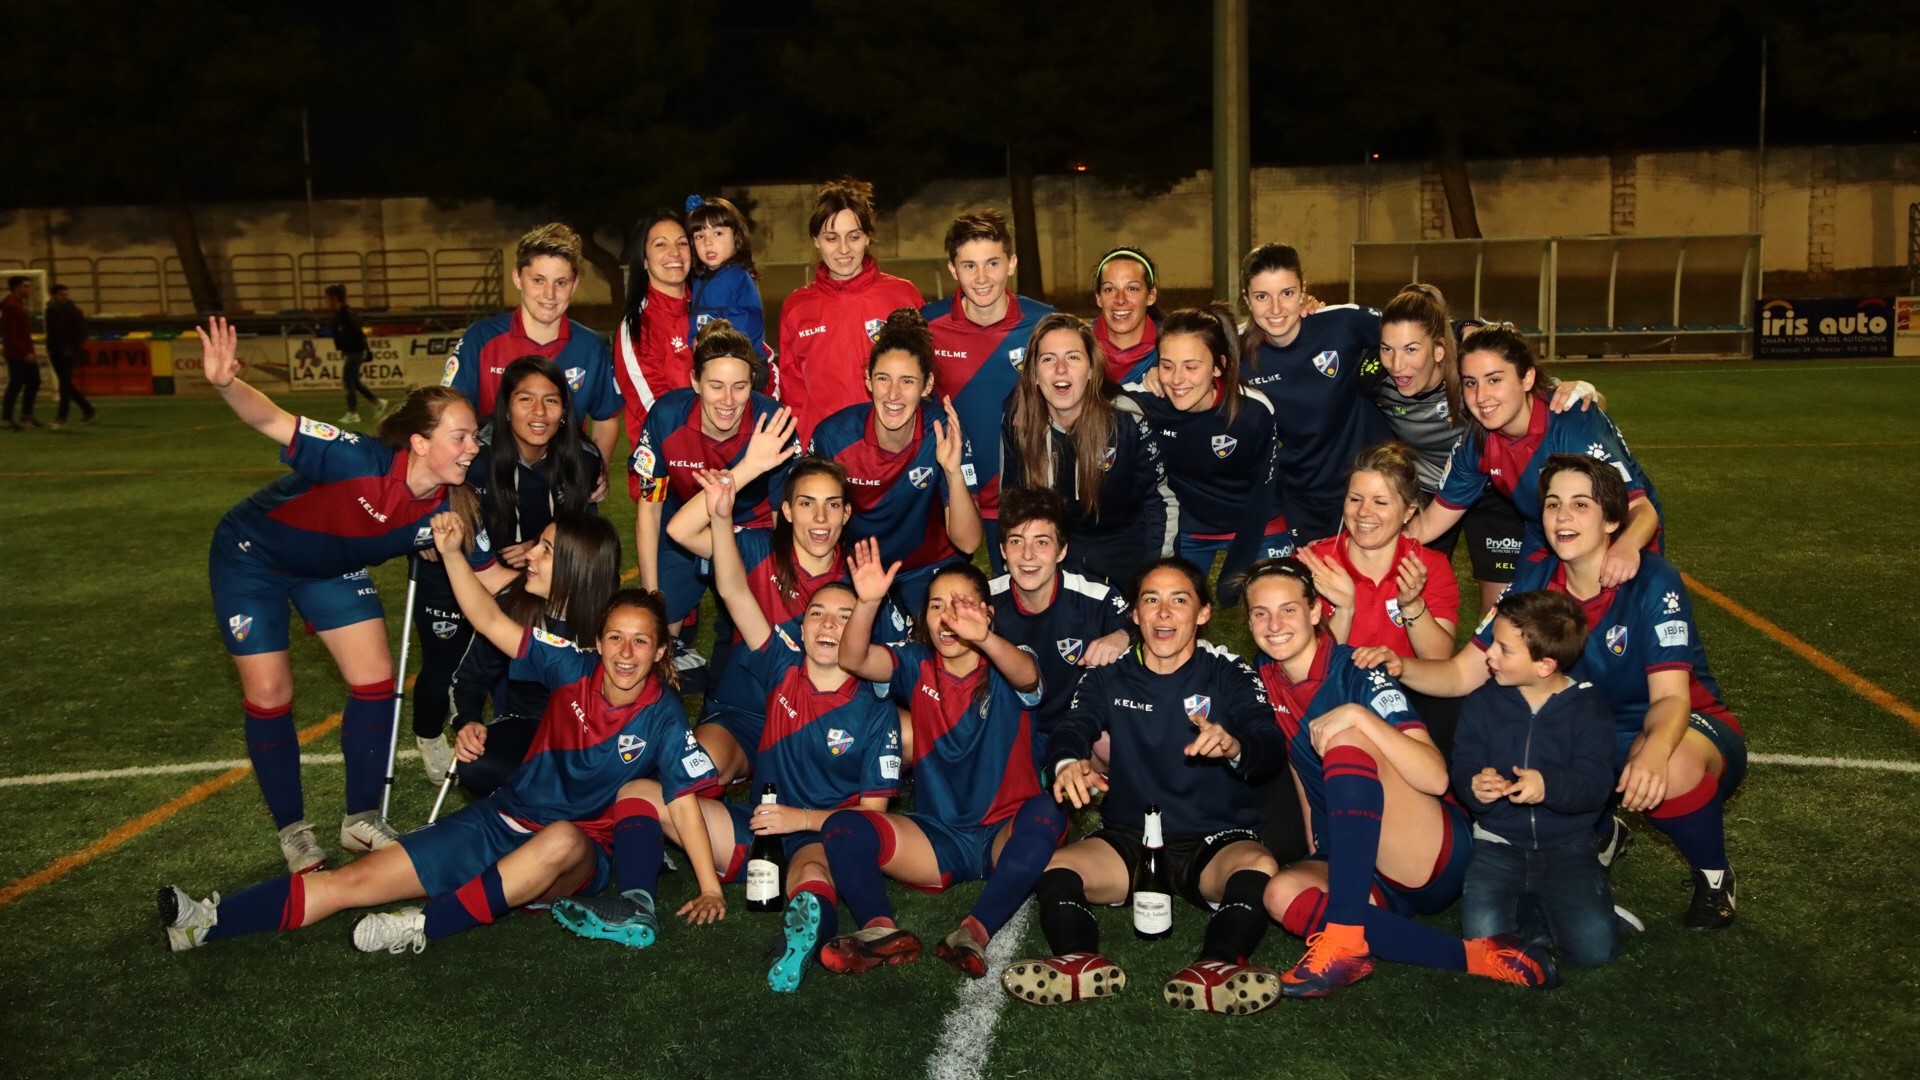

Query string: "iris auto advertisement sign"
[[1754, 297, 1893, 358]]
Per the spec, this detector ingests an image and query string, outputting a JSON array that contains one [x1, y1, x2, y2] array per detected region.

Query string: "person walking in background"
[[3, 275, 42, 431], [327, 284, 384, 425], [45, 284, 95, 428]]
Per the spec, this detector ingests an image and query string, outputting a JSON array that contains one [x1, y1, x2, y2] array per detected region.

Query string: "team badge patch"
[[1386, 598, 1406, 627], [1100, 446, 1117, 472], [564, 366, 586, 392], [909, 466, 934, 489], [1605, 625, 1629, 655], [864, 317, 885, 341], [1211, 434, 1238, 458], [298, 417, 341, 441], [1183, 694, 1211, 724], [431, 620, 459, 640], [826, 728, 854, 756], [1057, 638, 1085, 664], [1008, 347, 1026, 368], [1311, 350, 1340, 378], [227, 615, 253, 643], [617, 734, 647, 763], [415, 526, 433, 545]]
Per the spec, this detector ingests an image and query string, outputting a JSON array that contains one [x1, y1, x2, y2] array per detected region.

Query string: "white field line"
[[926, 900, 1033, 1080], [1747, 752, 1920, 774], [0, 750, 418, 787]]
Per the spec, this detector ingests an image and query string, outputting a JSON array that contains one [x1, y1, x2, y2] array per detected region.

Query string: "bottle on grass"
[[1133, 804, 1172, 940]]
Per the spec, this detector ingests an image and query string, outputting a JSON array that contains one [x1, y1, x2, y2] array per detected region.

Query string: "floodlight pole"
[[1213, 0, 1252, 309]]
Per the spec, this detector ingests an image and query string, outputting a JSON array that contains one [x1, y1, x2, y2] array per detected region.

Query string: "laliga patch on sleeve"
[[440, 354, 459, 386], [298, 416, 341, 441], [879, 755, 902, 780], [1475, 608, 1497, 635], [531, 627, 574, 649], [1655, 620, 1690, 647], [1370, 690, 1410, 718], [682, 749, 716, 776]]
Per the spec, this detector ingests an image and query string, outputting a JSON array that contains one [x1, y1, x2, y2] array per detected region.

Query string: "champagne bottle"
[[1133, 804, 1172, 940], [745, 783, 785, 913]]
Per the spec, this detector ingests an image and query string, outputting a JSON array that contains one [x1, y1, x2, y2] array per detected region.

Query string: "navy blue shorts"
[[698, 704, 764, 772], [721, 800, 826, 863], [657, 540, 707, 625], [1612, 711, 1747, 798], [1299, 799, 1472, 917], [908, 812, 1004, 888], [398, 802, 610, 899], [209, 521, 383, 657]]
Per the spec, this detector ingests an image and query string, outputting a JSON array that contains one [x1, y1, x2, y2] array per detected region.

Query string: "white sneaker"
[[158, 886, 220, 952], [338, 411, 362, 424], [277, 820, 327, 875], [340, 810, 399, 853], [417, 734, 455, 783], [353, 908, 427, 954]]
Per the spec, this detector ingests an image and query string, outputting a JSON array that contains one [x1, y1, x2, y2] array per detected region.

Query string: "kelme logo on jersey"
[[908, 466, 934, 489], [617, 734, 647, 764], [864, 317, 885, 341], [1312, 350, 1340, 378], [564, 366, 586, 392], [1057, 638, 1085, 664], [228, 614, 253, 642], [1100, 445, 1116, 471], [826, 728, 854, 756], [1183, 694, 1211, 724], [1663, 591, 1681, 614], [1211, 434, 1238, 458], [1605, 625, 1629, 655]]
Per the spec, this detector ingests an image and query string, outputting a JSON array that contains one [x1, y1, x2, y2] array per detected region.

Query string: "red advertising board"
[[73, 340, 155, 396]]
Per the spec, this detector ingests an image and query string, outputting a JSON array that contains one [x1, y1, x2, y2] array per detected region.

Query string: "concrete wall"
[[3, 143, 1914, 309]]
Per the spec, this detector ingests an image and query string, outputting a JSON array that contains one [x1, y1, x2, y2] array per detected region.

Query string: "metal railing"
[[1351, 234, 1760, 358]]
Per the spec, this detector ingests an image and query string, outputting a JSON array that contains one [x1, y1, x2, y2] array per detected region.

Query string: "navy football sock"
[[1199, 869, 1272, 964], [968, 794, 1066, 937], [1359, 906, 1468, 971], [422, 865, 509, 940], [340, 679, 396, 815], [243, 703, 304, 829], [794, 881, 840, 943], [611, 799, 665, 895], [204, 874, 303, 941], [1035, 867, 1100, 956], [1323, 744, 1385, 926], [821, 810, 893, 928], [1647, 774, 1729, 872]]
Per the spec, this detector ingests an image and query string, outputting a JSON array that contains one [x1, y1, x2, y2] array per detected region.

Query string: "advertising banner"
[[1754, 297, 1893, 358], [73, 339, 155, 396], [1894, 297, 1920, 358], [287, 332, 464, 392]]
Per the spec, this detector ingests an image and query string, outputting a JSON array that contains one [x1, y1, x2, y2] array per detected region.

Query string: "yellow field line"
[[0, 714, 343, 910], [1683, 572, 1920, 733]]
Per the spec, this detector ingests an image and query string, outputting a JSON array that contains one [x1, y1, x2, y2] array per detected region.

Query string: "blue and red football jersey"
[[1258, 637, 1429, 853], [1050, 642, 1287, 838], [808, 403, 979, 573], [630, 387, 794, 528], [1474, 551, 1739, 759], [440, 308, 622, 424], [923, 292, 1055, 519], [222, 417, 496, 577], [1242, 305, 1392, 544], [739, 620, 903, 810], [988, 570, 1129, 744], [1436, 396, 1663, 557], [496, 626, 722, 844], [882, 641, 1043, 832]]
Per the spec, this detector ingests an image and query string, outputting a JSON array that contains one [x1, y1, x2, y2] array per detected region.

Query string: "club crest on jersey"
[[864, 317, 885, 341], [1008, 347, 1027, 369], [1312, 350, 1340, 378], [1057, 638, 1085, 664], [227, 615, 253, 642], [1605, 625, 1629, 655], [1100, 446, 1117, 472], [564, 366, 586, 392], [431, 620, 459, 640], [908, 466, 934, 489], [1386, 597, 1406, 627], [826, 728, 854, 756], [1183, 694, 1211, 724], [1211, 434, 1238, 458], [415, 526, 433, 545], [617, 734, 647, 763], [298, 417, 342, 441]]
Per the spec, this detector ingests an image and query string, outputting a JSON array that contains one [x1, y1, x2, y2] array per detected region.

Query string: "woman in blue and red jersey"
[[1362, 454, 1745, 932], [1126, 305, 1285, 606], [631, 319, 798, 636], [159, 575, 728, 957], [1415, 326, 1661, 587], [196, 317, 515, 876], [814, 545, 1069, 983], [778, 177, 924, 446], [807, 308, 984, 614], [1243, 559, 1559, 999], [685, 468, 902, 993], [1001, 311, 1175, 587], [1091, 246, 1164, 386]]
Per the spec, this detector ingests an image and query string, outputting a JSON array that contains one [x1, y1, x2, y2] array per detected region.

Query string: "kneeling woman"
[[816, 544, 1068, 980], [1004, 558, 1291, 1015], [1369, 455, 1746, 931], [693, 469, 902, 992], [1245, 559, 1558, 997], [159, 553, 729, 956]]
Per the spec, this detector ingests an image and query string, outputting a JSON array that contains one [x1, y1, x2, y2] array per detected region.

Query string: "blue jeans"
[[1460, 835, 1617, 967]]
